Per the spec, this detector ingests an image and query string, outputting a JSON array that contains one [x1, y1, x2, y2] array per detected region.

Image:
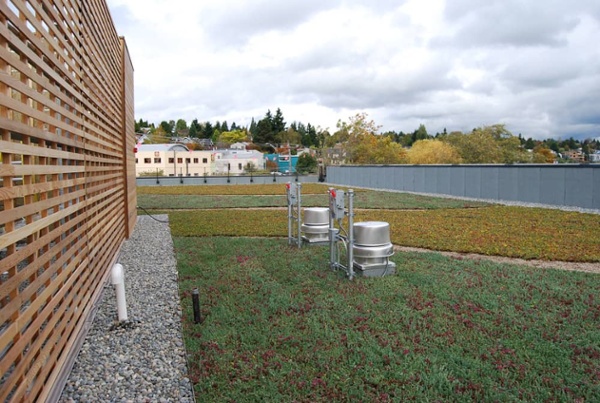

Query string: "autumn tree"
[[219, 129, 248, 145], [407, 140, 462, 164], [486, 125, 529, 163], [368, 136, 407, 164], [443, 125, 529, 164], [532, 145, 556, 163], [146, 126, 170, 144], [276, 127, 301, 145], [410, 124, 429, 145], [336, 113, 406, 164], [336, 113, 380, 162]]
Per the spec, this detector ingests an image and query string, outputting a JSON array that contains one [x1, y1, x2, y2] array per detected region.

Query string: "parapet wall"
[[327, 164, 600, 210]]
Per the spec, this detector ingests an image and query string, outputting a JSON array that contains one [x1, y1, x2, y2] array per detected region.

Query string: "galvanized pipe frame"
[[286, 182, 302, 248], [328, 188, 355, 280]]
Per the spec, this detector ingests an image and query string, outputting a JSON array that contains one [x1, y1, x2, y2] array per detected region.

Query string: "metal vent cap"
[[353, 221, 391, 246], [303, 207, 329, 226]]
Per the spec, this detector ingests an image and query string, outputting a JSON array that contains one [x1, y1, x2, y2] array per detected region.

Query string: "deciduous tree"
[[532, 145, 556, 163], [336, 113, 406, 164], [219, 129, 248, 145], [146, 126, 170, 144], [407, 140, 462, 164], [296, 153, 318, 174], [244, 162, 258, 173], [175, 119, 188, 134], [276, 128, 301, 145]]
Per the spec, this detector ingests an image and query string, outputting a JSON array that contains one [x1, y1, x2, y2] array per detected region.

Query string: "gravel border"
[[60, 215, 195, 402]]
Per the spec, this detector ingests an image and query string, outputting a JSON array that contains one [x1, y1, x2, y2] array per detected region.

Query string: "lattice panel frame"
[[0, 1, 135, 401]]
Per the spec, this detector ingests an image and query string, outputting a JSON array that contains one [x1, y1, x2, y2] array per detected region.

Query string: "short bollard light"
[[192, 288, 202, 324]]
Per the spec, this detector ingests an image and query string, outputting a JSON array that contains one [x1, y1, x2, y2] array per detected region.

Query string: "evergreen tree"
[[189, 124, 198, 138], [307, 123, 318, 147], [545, 138, 559, 153], [524, 138, 536, 149], [272, 108, 286, 134], [159, 121, 174, 137], [189, 119, 201, 138], [135, 118, 149, 132], [265, 110, 273, 126], [254, 117, 274, 144], [411, 124, 429, 145], [249, 118, 257, 140], [202, 121, 214, 139], [221, 121, 229, 132]]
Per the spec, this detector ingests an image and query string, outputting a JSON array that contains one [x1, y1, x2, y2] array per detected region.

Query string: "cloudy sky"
[[106, 0, 600, 140]]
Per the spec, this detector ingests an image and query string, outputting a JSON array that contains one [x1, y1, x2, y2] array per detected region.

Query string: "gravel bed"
[[60, 215, 195, 403]]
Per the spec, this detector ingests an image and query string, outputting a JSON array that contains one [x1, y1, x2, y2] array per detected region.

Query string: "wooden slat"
[[0, 139, 85, 161], [0, 200, 82, 250], [0, 176, 86, 200], [0, 163, 85, 176], [0, 214, 86, 302], [0, 187, 86, 225]]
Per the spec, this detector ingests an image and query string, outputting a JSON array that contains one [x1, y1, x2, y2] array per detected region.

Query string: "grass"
[[166, 206, 600, 262], [153, 183, 600, 401], [138, 184, 488, 210], [177, 237, 600, 402], [140, 183, 600, 262]]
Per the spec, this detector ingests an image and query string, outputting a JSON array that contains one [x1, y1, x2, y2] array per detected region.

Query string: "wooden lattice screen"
[[0, 1, 136, 401]]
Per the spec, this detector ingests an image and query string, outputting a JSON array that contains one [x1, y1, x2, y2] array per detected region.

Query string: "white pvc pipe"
[[111, 263, 128, 322]]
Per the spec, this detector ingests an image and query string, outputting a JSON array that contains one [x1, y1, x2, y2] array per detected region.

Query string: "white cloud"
[[107, 0, 600, 140]]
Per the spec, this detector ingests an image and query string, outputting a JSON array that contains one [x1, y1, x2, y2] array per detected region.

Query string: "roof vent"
[[301, 208, 329, 244], [352, 221, 396, 277]]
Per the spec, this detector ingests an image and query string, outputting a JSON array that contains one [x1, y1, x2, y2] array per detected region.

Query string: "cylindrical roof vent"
[[301, 207, 329, 243], [352, 221, 396, 276], [304, 207, 329, 226], [353, 221, 390, 246]]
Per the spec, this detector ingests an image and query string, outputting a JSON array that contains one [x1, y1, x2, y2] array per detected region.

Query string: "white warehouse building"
[[212, 149, 265, 175], [135, 144, 213, 177], [135, 144, 266, 177]]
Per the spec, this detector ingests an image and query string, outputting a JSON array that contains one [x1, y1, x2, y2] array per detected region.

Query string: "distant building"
[[196, 138, 214, 149], [590, 151, 600, 163], [563, 149, 585, 163], [277, 154, 298, 173], [264, 153, 299, 173], [212, 149, 265, 175], [230, 142, 250, 150], [135, 144, 213, 177]]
